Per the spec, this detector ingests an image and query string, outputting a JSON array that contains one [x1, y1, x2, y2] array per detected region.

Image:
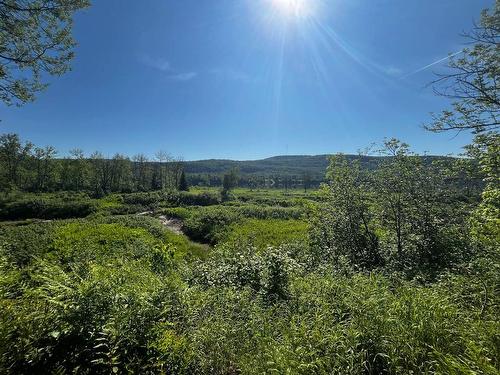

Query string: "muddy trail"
[[158, 215, 183, 235], [137, 211, 185, 236]]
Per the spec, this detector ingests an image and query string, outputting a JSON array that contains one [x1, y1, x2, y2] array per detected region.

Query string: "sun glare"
[[270, 0, 314, 19]]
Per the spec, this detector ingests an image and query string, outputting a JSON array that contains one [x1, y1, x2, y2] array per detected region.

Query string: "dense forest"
[[0, 0, 499, 374]]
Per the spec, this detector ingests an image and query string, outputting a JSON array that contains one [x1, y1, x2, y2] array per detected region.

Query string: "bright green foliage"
[[311, 142, 475, 279], [191, 243, 300, 303], [176, 266, 499, 374], [0, 1, 498, 373], [469, 133, 500, 247], [176, 205, 305, 245], [222, 219, 308, 250], [472, 188, 500, 246], [0, 150, 497, 374], [0, 186, 498, 373], [310, 154, 381, 270]]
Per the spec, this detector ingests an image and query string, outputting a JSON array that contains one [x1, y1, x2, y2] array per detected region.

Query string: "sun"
[[270, 0, 314, 19]]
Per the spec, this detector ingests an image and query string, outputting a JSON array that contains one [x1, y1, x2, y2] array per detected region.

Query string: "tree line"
[[0, 132, 486, 199], [0, 133, 189, 196], [188, 172, 319, 192], [0, 133, 321, 195]]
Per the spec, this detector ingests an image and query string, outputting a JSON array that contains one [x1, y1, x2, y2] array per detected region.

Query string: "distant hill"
[[184, 154, 455, 177], [183, 154, 461, 188], [184, 155, 332, 177]]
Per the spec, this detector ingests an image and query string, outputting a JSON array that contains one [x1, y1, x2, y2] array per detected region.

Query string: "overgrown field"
[[0, 179, 498, 374]]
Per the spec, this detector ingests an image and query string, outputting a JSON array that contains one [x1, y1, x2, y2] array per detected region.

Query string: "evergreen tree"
[[178, 170, 189, 191]]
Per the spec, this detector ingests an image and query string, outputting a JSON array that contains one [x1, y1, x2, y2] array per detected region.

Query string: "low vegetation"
[[0, 133, 498, 373]]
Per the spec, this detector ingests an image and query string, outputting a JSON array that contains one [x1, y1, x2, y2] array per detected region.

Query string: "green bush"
[[190, 243, 302, 301], [99, 215, 207, 259], [0, 221, 56, 267], [1, 235, 498, 374], [222, 219, 308, 250], [177, 206, 306, 245], [182, 207, 242, 244], [121, 191, 220, 209], [0, 187, 497, 374], [0, 197, 97, 220], [235, 204, 304, 220]]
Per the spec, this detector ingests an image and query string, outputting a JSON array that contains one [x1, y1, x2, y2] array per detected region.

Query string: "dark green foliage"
[[121, 190, 220, 209], [0, 132, 485, 198], [0, 194, 97, 220], [185, 154, 483, 192], [420, 0, 499, 286], [178, 171, 189, 191], [183, 207, 243, 244], [0, 221, 56, 267], [222, 168, 239, 200], [0, 134, 34, 190]]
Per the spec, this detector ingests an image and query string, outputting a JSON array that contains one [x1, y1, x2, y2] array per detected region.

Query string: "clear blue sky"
[[0, 0, 494, 160]]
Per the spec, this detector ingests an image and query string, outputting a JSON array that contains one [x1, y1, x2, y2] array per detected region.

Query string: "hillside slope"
[[184, 154, 455, 178]]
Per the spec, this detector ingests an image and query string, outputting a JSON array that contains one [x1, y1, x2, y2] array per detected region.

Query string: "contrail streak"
[[403, 50, 463, 78]]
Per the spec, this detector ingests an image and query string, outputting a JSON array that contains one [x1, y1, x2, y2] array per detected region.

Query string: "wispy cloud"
[[403, 50, 463, 78], [382, 66, 403, 77], [140, 54, 197, 82], [140, 56, 256, 84], [140, 55, 171, 72], [168, 72, 198, 81]]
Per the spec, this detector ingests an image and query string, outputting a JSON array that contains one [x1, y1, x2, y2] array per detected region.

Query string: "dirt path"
[[158, 215, 184, 235], [137, 211, 184, 235], [136, 211, 185, 236]]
